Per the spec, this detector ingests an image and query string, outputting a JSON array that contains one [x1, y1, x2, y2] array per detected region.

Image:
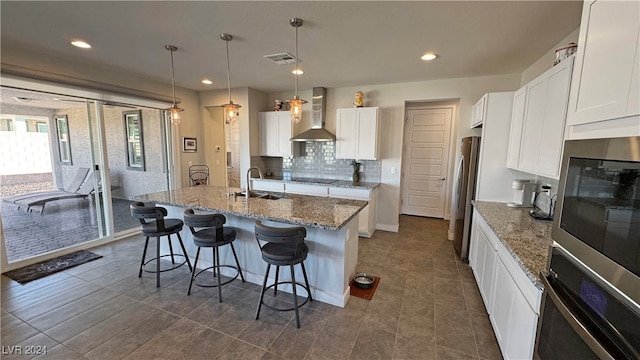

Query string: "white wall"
[[270, 74, 522, 230], [520, 27, 580, 86]]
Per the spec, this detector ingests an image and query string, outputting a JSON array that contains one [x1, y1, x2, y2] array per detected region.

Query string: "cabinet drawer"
[[252, 180, 285, 192], [328, 187, 371, 200], [285, 183, 328, 196]]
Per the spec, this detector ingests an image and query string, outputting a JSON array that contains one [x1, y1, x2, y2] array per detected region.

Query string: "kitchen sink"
[[235, 191, 285, 200]]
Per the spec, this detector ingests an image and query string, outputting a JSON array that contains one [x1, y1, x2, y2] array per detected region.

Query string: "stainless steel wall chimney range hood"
[[290, 87, 336, 142]]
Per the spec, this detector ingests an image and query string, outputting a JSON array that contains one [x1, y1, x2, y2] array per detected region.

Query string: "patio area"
[[1, 195, 139, 263]]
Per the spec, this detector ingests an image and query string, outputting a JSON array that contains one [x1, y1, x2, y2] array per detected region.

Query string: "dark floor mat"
[[3, 250, 103, 284]]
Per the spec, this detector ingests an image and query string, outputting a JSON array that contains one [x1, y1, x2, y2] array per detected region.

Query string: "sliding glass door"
[[0, 85, 173, 268]]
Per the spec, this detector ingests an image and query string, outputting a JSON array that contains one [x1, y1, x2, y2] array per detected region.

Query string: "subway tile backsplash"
[[252, 141, 381, 182]]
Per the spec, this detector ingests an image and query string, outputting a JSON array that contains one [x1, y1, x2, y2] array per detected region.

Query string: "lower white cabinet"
[[329, 186, 377, 237], [285, 183, 328, 197], [251, 179, 285, 192], [469, 209, 542, 360]]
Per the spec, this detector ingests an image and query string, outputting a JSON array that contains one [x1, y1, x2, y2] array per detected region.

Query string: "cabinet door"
[[260, 112, 278, 156], [336, 109, 358, 159], [507, 87, 526, 169], [475, 226, 497, 311], [519, 76, 547, 173], [471, 95, 486, 128], [490, 257, 514, 350], [537, 60, 573, 177], [276, 112, 293, 157], [506, 283, 538, 360], [355, 107, 379, 160], [567, 0, 640, 126]]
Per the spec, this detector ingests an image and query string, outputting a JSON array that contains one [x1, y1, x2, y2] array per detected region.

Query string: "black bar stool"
[[183, 209, 245, 302], [254, 220, 312, 328], [130, 202, 192, 287]]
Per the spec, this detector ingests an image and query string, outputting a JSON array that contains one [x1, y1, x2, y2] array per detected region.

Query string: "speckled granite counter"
[[472, 201, 553, 289], [131, 186, 367, 230]]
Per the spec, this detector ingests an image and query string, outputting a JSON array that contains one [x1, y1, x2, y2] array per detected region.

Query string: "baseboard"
[[376, 223, 399, 232]]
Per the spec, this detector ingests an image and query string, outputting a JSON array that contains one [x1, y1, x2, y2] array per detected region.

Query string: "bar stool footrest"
[[193, 265, 241, 288], [260, 281, 311, 312], [142, 255, 189, 273]]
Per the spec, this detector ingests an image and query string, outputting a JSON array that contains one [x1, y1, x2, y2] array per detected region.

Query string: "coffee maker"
[[507, 179, 537, 208]]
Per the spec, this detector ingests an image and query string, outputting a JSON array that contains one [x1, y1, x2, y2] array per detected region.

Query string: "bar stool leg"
[[187, 247, 201, 295], [290, 264, 300, 329], [300, 261, 313, 302], [156, 236, 161, 288], [215, 246, 223, 303], [167, 235, 176, 264], [176, 233, 192, 271], [139, 237, 150, 277], [230, 243, 245, 282], [256, 263, 271, 320], [274, 266, 280, 296]]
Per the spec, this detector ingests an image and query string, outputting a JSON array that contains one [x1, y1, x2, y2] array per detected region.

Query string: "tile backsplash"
[[252, 141, 381, 182]]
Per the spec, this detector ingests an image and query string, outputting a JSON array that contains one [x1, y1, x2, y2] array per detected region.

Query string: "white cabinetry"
[[506, 87, 526, 169], [259, 111, 299, 157], [469, 209, 542, 360], [566, 0, 640, 128], [471, 94, 487, 128], [251, 179, 285, 192], [285, 183, 328, 197], [329, 186, 377, 237], [336, 107, 380, 160], [508, 57, 574, 179]]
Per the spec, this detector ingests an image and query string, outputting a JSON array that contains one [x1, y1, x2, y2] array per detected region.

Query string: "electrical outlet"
[[360, 165, 364, 172]]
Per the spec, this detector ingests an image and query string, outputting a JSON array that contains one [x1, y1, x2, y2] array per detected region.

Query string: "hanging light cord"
[[294, 22, 299, 97], [169, 48, 177, 107], [225, 38, 232, 103]]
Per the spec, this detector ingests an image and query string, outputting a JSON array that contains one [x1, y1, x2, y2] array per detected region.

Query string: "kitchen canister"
[[554, 42, 577, 66]]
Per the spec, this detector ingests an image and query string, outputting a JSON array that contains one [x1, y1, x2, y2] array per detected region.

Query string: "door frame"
[[400, 100, 459, 220]]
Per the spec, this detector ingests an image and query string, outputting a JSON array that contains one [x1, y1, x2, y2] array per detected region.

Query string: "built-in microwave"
[[552, 136, 640, 305]]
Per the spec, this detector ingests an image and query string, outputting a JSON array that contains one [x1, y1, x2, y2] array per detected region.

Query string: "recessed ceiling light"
[[71, 40, 92, 49], [292, 68, 304, 75], [201, 79, 213, 85], [421, 53, 437, 61]]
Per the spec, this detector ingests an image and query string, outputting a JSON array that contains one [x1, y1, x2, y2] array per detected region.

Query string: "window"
[[0, 118, 14, 131], [124, 110, 145, 171], [55, 115, 72, 165]]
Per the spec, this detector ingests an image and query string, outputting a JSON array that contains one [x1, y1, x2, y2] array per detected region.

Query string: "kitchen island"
[[131, 186, 368, 307]]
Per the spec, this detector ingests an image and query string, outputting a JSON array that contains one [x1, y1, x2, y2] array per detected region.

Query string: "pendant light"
[[165, 45, 184, 126], [219, 33, 241, 125], [286, 18, 307, 124]]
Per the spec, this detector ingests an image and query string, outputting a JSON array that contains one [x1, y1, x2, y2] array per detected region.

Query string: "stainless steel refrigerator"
[[453, 136, 480, 261]]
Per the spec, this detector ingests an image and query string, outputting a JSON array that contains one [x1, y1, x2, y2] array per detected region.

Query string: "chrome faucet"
[[246, 167, 263, 199]]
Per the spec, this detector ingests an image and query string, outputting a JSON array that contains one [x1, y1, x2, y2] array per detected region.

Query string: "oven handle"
[[540, 273, 615, 360]]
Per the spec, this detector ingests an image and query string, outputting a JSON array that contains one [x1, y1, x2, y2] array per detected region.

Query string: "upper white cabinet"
[[336, 107, 380, 160], [259, 111, 299, 157], [508, 56, 574, 179], [566, 0, 640, 127], [471, 94, 487, 128], [506, 87, 526, 169]]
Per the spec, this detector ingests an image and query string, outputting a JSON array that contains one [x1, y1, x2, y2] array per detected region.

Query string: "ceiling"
[[0, 1, 582, 94]]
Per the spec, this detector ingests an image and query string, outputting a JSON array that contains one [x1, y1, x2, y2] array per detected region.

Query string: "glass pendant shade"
[[224, 102, 240, 125], [289, 96, 306, 124], [169, 105, 183, 126]]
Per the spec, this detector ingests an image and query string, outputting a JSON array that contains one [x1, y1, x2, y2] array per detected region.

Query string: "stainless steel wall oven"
[[536, 136, 640, 359]]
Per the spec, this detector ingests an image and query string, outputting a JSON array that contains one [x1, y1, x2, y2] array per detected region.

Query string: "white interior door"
[[401, 107, 452, 218]]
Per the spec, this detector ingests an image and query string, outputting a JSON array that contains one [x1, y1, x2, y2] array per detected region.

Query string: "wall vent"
[[263, 52, 301, 65]]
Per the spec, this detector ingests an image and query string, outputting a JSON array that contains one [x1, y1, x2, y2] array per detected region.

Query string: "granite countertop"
[[256, 177, 380, 190], [131, 186, 368, 231], [472, 201, 554, 289]]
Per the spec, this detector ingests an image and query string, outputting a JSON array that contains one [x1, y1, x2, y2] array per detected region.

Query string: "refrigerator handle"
[[453, 154, 464, 212]]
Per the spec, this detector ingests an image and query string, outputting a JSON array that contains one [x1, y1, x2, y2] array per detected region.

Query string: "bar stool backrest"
[[255, 221, 307, 257], [183, 209, 228, 241], [130, 202, 168, 232]]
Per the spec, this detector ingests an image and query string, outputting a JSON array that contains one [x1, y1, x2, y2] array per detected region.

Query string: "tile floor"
[[1, 215, 501, 360]]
